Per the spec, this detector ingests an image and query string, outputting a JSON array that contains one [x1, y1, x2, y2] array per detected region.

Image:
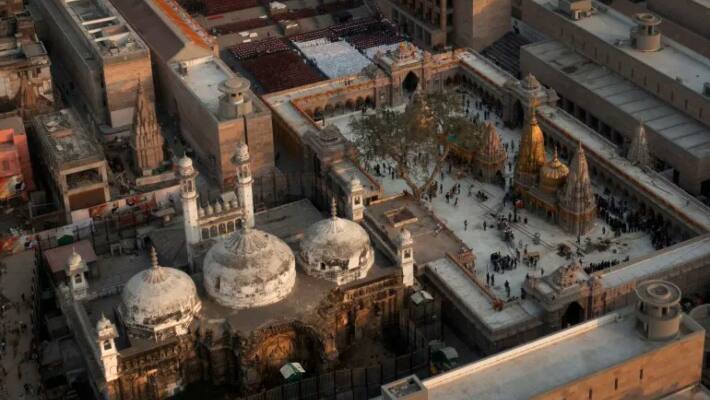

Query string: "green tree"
[[350, 90, 480, 200]]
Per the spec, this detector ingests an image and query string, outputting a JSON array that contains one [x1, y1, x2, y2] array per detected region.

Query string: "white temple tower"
[[398, 228, 415, 287], [232, 143, 254, 228], [65, 250, 89, 301], [96, 314, 119, 382], [179, 155, 200, 266]]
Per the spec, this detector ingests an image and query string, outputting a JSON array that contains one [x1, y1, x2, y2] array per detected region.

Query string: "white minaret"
[[65, 249, 89, 301], [346, 177, 365, 222], [397, 228, 415, 287], [233, 143, 254, 228], [96, 314, 119, 382], [179, 155, 200, 266]]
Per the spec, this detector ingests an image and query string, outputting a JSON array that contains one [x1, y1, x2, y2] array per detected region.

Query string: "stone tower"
[[514, 102, 546, 190], [558, 141, 596, 235], [475, 122, 507, 183], [65, 249, 89, 301], [628, 124, 651, 168], [635, 280, 681, 341], [232, 143, 254, 228], [96, 314, 119, 382], [179, 155, 200, 266], [346, 177, 365, 222], [131, 81, 165, 175], [397, 228, 415, 287]]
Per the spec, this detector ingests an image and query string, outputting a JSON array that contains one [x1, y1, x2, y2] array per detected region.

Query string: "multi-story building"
[[0, 7, 54, 120], [376, 0, 511, 50], [519, 0, 710, 196], [32, 0, 153, 136], [0, 114, 32, 200], [109, 0, 274, 188], [383, 280, 709, 400], [32, 109, 110, 222]]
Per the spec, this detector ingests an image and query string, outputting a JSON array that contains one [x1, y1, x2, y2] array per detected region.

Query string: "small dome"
[[398, 228, 412, 245], [233, 142, 250, 164], [178, 155, 192, 169], [319, 125, 342, 144], [540, 148, 569, 193], [66, 249, 86, 273], [203, 224, 296, 309], [521, 73, 541, 91], [120, 248, 200, 338], [96, 313, 114, 333], [299, 199, 374, 285]]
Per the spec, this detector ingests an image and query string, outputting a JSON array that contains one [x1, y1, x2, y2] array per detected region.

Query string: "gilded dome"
[[120, 248, 200, 338], [299, 199, 374, 285], [203, 224, 296, 309], [515, 106, 546, 175], [540, 148, 569, 181]]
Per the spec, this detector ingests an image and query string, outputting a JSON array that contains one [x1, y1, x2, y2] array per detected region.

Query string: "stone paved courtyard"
[[327, 90, 656, 303]]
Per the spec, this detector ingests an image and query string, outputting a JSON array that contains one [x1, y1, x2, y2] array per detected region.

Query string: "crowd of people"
[[597, 193, 674, 250]]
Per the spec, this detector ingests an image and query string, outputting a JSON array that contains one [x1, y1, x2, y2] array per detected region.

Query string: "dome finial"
[[150, 246, 159, 269], [553, 145, 559, 161], [330, 197, 337, 219]]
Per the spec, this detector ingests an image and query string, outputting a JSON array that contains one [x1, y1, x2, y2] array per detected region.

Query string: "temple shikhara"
[[0, 0, 709, 399]]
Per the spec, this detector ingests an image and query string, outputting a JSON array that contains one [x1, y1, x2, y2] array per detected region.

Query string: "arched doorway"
[[561, 302, 584, 328], [402, 71, 419, 95]]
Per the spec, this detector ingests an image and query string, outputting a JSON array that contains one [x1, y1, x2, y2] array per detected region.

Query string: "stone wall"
[[533, 326, 704, 399]]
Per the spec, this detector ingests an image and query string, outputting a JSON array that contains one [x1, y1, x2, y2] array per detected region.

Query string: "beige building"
[[32, 0, 153, 136], [376, 0, 511, 50], [646, 0, 710, 41], [0, 8, 54, 120], [519, 0, 710, 196], [32, 109, 110, 222], [109, 0, 274, 188], [383, 280, 708, 400]]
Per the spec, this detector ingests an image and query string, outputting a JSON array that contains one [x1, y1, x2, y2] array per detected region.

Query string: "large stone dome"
[[120, 248, 201, 339], [203, 224, 296, 309], [299, 200, 374, 285]]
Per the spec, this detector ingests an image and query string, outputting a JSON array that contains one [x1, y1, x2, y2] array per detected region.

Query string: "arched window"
[[202, 228, 209, 240]]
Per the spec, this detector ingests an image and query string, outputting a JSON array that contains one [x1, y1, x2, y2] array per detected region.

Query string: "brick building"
[[33, 0, 153, 137], [32, 109, 110, 222], [109, 0, 275, 188], [0, 114, 32, 200], [0, 7, 54, 120], [375, 0, 511, 50], [384, 280, 708, 400]]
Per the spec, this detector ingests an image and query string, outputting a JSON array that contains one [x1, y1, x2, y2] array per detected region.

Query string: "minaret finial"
[[331, 197, 337, 219], [150, 246, 159, 269]]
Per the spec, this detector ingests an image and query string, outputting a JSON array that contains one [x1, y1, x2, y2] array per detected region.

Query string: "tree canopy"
[[350, 90, 482, 199]]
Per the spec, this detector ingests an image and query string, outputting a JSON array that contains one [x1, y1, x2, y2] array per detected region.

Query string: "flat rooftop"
[[57, 0, 145, 57], [33, 109, 106, 170], [422, 308, 703, 399], [532, 0, 710, 94], [173, 56, 240, 119], [524, 40, 710, 159]]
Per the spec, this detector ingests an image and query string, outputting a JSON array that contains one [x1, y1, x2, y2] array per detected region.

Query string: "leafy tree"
[[350, 90, 481, 200]]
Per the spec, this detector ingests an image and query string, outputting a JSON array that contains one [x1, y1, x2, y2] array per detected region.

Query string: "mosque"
[[52, 142, 418, 400]]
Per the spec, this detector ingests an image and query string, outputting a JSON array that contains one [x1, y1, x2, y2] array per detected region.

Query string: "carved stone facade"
[[474, 122, 507, 183], [131, 81, 165, 175]]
